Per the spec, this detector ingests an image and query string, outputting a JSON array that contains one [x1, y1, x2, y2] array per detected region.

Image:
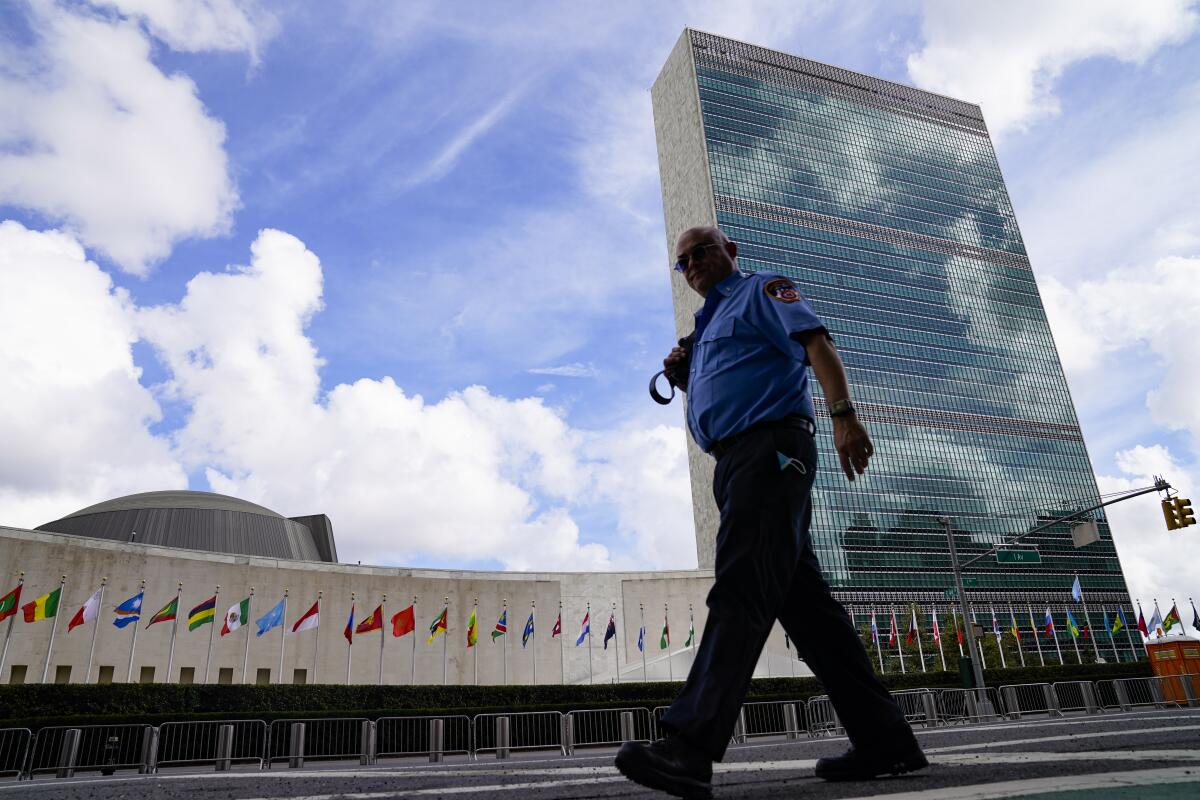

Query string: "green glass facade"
[[655, 31, 1138, 662]]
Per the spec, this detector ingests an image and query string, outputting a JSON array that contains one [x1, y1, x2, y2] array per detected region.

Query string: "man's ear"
[[725, 240, 738, 260]]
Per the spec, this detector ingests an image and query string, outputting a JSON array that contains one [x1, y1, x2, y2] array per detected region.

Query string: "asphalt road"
[[6, 709, 1200, 800]]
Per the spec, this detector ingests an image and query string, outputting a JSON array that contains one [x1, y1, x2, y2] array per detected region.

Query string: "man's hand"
[[833, 415, 873, 481], [664, 346, 688, 392]]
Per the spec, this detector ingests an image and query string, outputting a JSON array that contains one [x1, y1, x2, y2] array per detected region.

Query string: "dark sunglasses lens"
[[674, 259, 688, 272]]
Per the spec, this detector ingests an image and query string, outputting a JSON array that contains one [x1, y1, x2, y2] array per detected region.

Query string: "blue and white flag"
[[1071, 576, 1083, 603], [575, 611, 590, 646], [637, 626, 645, 652], [522, 612, 534, 648], [113, 591, 143, 628], [256, 598, 285, 637]]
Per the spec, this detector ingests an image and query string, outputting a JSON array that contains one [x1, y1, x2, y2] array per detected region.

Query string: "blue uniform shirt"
[[686, 270, 826, 453]]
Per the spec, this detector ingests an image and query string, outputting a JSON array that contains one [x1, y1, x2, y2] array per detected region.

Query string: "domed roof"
[[37, 490, 337, 563]]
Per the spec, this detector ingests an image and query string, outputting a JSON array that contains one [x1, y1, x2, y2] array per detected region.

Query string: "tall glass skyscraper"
[[652, 29, 1136, 654]]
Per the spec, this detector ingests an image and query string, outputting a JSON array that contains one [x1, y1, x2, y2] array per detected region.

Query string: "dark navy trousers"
[[660, 424, 905, 760]]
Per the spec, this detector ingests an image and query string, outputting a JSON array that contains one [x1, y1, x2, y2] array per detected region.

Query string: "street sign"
[[997, 549, 1042, 564], [945, 577, 980, 598], [962, 577, 979, 587]]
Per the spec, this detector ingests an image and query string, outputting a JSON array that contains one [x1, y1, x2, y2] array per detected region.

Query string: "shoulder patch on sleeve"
[[763, 277, 801, 304]]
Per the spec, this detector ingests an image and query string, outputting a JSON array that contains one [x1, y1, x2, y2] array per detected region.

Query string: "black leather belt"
[[709, 414, 816, 460]]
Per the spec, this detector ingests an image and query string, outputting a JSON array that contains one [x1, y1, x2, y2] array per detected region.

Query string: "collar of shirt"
[[693, 270, 747, 339]]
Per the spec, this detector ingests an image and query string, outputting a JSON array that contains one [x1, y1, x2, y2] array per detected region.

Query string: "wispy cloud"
[[528, 362, 599, 378], [400, 88, 523, 188]]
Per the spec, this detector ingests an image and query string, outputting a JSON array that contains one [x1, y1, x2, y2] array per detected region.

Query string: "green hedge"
[[0, 659, 1150, 731]]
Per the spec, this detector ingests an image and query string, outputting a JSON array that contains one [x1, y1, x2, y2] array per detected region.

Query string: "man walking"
[[616, 226, 926, 798]]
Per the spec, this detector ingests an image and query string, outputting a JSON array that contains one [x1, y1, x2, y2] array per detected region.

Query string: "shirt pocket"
[[695, 317, 739, 375]]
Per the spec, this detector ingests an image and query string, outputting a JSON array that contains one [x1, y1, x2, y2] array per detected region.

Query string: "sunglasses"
[[673, 242, 724, 272]]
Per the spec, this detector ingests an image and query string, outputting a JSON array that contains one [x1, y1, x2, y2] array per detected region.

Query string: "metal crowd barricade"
[[1110, 676, 1167, 710], [735, 700, 806, 742], [890, 689, 940, 728], [567, 708, 654, 752], [376, 715, 473, 762], [805, 695, 844, 737], [473, 712, 566, 758], [266, 718, 371, 767], [1152, 675, 1200, 708], [156, 720, 268, 772], [0, 728, 31, 779], [651, 706, 670, 741], [936, 688, 1002, 724], [26, 724, 151, 778], [998, 683, 1061, 719], [1052, 681, 1102, 714]]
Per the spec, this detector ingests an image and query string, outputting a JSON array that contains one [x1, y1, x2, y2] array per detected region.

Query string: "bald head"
[[675, 226, 737, 297]]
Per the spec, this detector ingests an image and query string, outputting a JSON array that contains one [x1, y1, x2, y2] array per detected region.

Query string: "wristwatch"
[[828, 398, 857, 418]]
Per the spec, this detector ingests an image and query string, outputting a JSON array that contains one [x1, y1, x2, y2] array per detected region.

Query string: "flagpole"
[[410, 595, 417, 685], [1107, 606, 1119, 662], [913, 606, 926, 673], [990, 603, 1005, 669], [378, 594, 386, 686], [1135, 598, 1148, 655], [872, 607, 884, 672], [1172, 597, 1183, 636], [1070, 605, 1083, 662], [86, 578, 107, 684], [442, 596, 449, 686], [613, 602, 621, 684], [502, 598, 508, 686], [1028, 604, 1044, 666], [665, 603, 676, 681], [972, 610, 986, 669], [1010, 603, 1025, 667], [951, 606, 963, 658], [473, 598, 479, 687], [639, 604, 647, 681], [313, 591, 321, 684], [165, 581, 181, 684], [243, 587, 254, 684], [934, 605, 946, 671], [1081, 587, 1100, 659], [586, 602, 593, 685], [40, 575, 67, 684], [558, 601, 564, 686], [204, 584, 218, 684], [279, 589, 288, 685], [893, 606, 905, 674], [127, 579, 145, 683], [347, 592, 354, 685], [1049, 607, 1063, 664], [531, 601, 537, 686], [689, 603, 696, 661], [0, 573, 24, 681]]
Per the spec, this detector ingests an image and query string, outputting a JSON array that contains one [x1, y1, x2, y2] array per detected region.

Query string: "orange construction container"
[[1146, 637, 1200, 704]]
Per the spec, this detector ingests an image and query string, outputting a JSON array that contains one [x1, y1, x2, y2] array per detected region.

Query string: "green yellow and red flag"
[[147, 596, 178, 627], [22, 586, 61, 623], [427, 606, 448, 644]]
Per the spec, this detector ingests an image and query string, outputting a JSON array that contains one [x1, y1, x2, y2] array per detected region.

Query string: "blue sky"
[[2, 1, 1200, 609]]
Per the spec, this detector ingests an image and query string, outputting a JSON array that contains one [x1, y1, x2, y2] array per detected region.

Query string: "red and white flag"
[[905, 608, 919, 644], [888, 610, 898, 646], [551, 612, 562, 638], [931, 607, 941, 643], [67, 587, 103, 633], [291, 600, 319, 634]]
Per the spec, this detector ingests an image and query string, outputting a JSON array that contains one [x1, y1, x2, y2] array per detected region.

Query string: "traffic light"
[[1162, 498, 1182, 530], [1174, 497, 1196, 528]]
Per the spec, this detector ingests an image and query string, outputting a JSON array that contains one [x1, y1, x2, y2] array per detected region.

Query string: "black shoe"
[[814, 732, 928, 782], [615, 736, 713, 799]]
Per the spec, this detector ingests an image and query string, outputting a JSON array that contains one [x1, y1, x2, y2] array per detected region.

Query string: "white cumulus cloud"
[[95, 0, 275, 62], [907, 0, 1199, 135]]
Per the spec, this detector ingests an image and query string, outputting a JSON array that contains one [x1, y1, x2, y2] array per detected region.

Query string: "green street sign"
[[997, 549, 1042, 564], [962, 577, 979, 587]]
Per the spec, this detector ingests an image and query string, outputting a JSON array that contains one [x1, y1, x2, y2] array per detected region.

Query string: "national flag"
[[355, 605, 383, 635], [1163, 604, 1182, 632], [391, 605, 415, 637], [466, 608, 477, 647], [1113, 607, 1127, 635], [905, 607, 918, 644], [69, 587, 103, 633], [0, 584, 22, 622], [660, 618, 670, 650], [187, 596, 216, 631], [1080, 620, 1090, 639], [931, 608, 941, 643], [1149, 605, 1164, 635], [1066, 609, 1080, 638], [427, 607, 448, 644], [888, 610, 898, 647], [256, 598, 286, 636], [22, 586, 62, 623], [991, 609, 1001, 636], [1137, 608, 1149, 637], [1010, 609, 1020, 640], [603, 613, 617, 650], [869, 611, 879, 643], [1192, 601, 1200, 632], [522, 612, 534, 648], [955, 617, 964, 645], [551, 612, 561, 638], [114, 591, 144, 628], [291, 601, 319, 634], [1043, 608, 1055, 637], [220, 597, 249, 636], [146, 596, 178, 628], [575, 612, 590, 646], [1071, 576, 1083, 603], [637, 626, 645, 652], [684, 619, 695, 647], [344, 604, 355, 644], [1103, 609, 1112, 636], [492, 609, 507, 641]]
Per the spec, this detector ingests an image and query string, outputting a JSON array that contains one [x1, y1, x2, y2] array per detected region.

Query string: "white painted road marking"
[[838, 765, 1200, 800], [924, 723, 1200, 753]]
